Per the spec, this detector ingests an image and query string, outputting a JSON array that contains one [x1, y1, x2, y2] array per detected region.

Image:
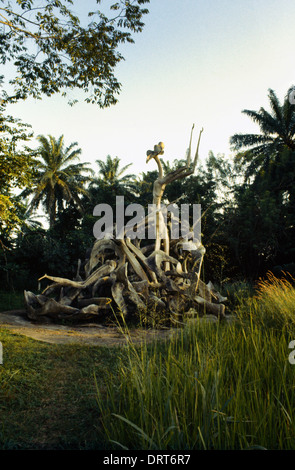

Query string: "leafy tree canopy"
[[230, 87, 295, 180], [0, 0, 150, 107], [227, 87, 295, 278], [0, 95, 36, 235]]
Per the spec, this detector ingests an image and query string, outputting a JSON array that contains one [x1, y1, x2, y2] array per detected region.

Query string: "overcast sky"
[[5, 0, 295, 176]]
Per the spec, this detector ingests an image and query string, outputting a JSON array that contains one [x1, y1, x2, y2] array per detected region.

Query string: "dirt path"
[[0, 309, 176, 346], [0, 309, 234, 346]]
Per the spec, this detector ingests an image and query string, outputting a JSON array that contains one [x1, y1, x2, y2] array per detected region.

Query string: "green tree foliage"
[[24, 134, 93, 229], [95, 154, 135, 190], [5, 86, 295, 289], [86, 155, 136, 208], [0, 0, 150, 107], [6, 223, 90, 289], [227, 87, 295, 279], [230, 87, 295, 180], [78, 155, 137, 248], [0, 96, 36, 238], [224, 184, 279, 278]]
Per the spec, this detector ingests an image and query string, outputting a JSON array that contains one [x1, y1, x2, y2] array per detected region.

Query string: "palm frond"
[[27, 134, 90, 228]]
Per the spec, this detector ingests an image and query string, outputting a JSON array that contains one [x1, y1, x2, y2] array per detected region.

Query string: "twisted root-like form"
[[24, 126, 226, 323]]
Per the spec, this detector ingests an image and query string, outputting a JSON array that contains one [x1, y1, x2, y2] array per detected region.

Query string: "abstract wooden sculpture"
[[24, 125, 227, 323]]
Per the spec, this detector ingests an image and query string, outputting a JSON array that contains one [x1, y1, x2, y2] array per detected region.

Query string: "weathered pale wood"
[[24, 126, 227, 323]]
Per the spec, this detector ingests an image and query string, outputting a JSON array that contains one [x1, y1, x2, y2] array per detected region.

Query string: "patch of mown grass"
[[0, 329, 123, 449]]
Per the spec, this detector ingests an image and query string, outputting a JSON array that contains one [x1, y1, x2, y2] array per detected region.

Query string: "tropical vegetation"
[[1, 77, 295, 451], [23, 134, 93, 229], [0, 0, 150, 107], [1, 86, 295, 288]]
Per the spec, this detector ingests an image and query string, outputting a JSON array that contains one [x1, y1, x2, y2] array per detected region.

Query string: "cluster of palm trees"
[[25, 86, 295, 250], [23, 136, 139, 230]]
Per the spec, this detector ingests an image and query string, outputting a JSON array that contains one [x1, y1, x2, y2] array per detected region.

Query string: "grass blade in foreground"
[[96, 275, 295, 449]]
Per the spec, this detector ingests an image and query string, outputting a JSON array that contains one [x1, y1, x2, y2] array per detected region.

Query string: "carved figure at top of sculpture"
[[146, 125, 203, 208], [146, 124, 204, 258]]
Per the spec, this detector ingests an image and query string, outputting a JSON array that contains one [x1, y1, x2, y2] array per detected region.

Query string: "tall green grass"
[[96, 274, 295, 450], [250, 272, 295, 331]]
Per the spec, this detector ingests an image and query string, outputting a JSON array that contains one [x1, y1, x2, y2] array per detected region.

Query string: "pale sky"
[[5, 0, 295, 177]]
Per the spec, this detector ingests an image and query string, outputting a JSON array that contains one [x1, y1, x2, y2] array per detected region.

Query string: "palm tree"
[[88, 155, 136, 204], [230, 87, 295, 179], [25, 135, 93, 229], [94, 155, 135, 189]]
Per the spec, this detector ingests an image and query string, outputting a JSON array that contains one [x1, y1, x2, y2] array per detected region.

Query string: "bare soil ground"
[[0, 309, 177, 346], [0, 309, 235, 346]]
